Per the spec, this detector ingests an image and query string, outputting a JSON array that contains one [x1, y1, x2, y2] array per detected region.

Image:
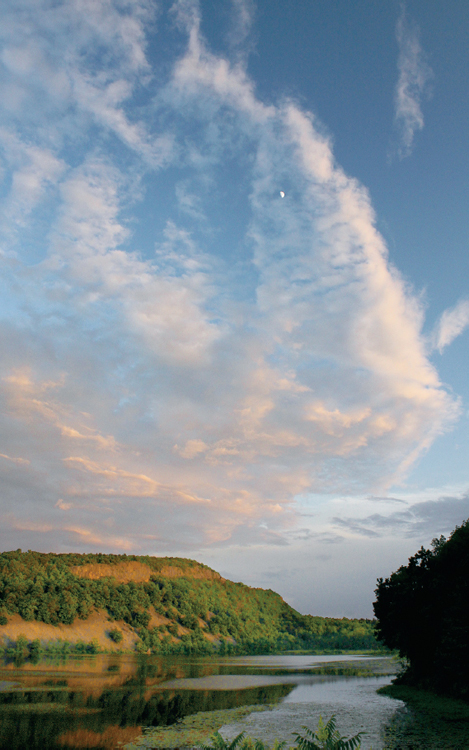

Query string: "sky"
[[0, 0, 468, 618]]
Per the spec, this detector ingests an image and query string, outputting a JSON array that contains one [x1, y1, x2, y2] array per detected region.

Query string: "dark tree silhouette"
[[374, 519, 469, 699]]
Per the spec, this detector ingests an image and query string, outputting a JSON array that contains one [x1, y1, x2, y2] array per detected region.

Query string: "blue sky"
[[0, 0, 468, 617]]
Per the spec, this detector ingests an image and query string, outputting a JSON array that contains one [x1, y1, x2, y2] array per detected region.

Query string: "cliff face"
[[70, 560, 224, 584]]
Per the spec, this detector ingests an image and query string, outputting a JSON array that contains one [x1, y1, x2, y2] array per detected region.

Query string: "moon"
[[280, 191, 285, 198]]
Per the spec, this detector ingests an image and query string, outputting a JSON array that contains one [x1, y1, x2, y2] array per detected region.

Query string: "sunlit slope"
[[0, 550, 379, 653]]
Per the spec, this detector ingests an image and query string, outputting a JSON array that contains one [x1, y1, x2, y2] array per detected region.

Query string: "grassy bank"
[[377, 684, 469, 749]]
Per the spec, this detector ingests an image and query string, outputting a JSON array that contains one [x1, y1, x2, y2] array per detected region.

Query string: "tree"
[[373, 520, 469, 698]]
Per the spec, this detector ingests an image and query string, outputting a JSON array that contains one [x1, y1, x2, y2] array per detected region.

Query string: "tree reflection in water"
[[0, 654, 293, 750]]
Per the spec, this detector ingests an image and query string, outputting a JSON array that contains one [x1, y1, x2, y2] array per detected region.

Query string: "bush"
[[15, 634, 29, 659], [108, 628, 123, 644], [28, 639, 43, 661], [87, 638, 100, 654]]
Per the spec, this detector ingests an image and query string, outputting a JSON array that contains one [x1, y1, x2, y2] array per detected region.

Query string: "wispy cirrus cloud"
[[432, 298, 469, 353], [0, 0, 459, 555], [392, 5, 433, 159], [226, 0, 256, 58]]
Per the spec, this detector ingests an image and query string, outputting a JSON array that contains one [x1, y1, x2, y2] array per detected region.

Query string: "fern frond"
[[293, 715, 363, 750], [199, 730, 246, 749]]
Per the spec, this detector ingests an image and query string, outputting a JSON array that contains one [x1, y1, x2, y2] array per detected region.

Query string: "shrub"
[[28, 639, 43, 661], [15, 634, 29, 658], [108, 628, 123, 644], [87, 638, 100, 654]]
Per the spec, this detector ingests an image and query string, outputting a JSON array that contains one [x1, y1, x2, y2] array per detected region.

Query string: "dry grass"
[[0, 610, 138, 651]]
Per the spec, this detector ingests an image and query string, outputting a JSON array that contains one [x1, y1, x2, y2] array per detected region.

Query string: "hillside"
[[0, 550, 380, 654]]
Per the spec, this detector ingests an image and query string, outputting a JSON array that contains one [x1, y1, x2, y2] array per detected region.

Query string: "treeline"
[[374, 519, 469, 700], [0, 550, 381, 654]]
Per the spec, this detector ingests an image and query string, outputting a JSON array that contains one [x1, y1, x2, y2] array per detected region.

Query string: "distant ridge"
[[0, 550, 381, 655]]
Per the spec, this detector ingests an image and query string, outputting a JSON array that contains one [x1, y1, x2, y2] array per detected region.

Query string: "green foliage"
[[374, 519, 469, 698], [108, 627, 123, 643], [377, 684, 469, 721], [199, 716, 365, 750], [293, 715, 363, 750], [200, 731, 247, 749], [378, 684, 469, 748], [28, 638, 43, 663], [1, 635, 104, 660], [15, 633, 29, 661], [199, 731, 289, 749], [0, 549, 381, 654]]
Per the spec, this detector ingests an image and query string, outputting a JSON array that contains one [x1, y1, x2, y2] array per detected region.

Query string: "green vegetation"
[[198, 715, 365, 750], [377, 685, 469, 748], [293, 716, 363, 750], [199, 732, 285, 749], [0, 550, 381, 654], [108, 628, 123, 643], [0, 634, 105, 663], [373, 519, 469, 699], [126, 705, 276, 750], [128, 711, 371, 750]]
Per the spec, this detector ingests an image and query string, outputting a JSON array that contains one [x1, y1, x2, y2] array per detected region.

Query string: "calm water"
[[0, 652, 467, 749]]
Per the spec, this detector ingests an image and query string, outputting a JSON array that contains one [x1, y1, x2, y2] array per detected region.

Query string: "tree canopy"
[[373, 519, 469, 699]]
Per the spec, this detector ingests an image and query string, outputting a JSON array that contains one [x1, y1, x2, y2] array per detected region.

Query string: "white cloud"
[[393, 6, 432, 159], [0, 0, 460, 561], [432, 298, 469, 353], [0, 129, 65, 234]]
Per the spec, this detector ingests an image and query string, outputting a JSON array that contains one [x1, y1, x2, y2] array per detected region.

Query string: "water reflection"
[[221, 674, 400, 750], [9, 653, 458, 750], [0, 653, 295, 750]]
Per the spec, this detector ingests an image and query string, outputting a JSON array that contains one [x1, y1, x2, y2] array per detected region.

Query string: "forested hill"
[[0, 550, 379, 654]]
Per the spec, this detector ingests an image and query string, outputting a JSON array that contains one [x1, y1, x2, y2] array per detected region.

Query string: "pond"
[[0, 652, 467, 749]]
